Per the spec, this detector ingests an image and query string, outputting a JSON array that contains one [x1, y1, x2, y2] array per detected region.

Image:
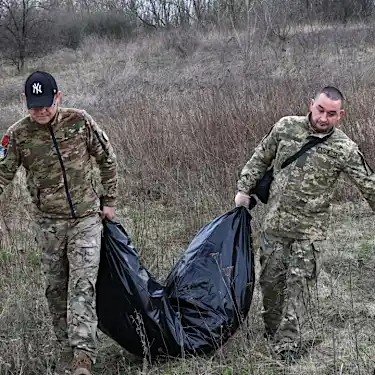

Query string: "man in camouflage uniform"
[[0, 71, 117, 375], [235, 86, 375, 361]]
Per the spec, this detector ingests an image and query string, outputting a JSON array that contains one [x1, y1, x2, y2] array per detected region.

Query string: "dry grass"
[[1, 21, 375, 374]]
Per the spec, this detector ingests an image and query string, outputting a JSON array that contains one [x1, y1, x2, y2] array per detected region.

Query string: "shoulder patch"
[[0, 134, 9, 161], [2, 135, 9, 147]]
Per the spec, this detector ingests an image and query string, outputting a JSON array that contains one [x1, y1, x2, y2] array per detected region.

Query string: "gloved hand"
[[235, 191, 251, 208]]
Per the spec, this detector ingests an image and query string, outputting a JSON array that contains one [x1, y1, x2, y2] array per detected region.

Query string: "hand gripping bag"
[[96, 206, 255, 358]]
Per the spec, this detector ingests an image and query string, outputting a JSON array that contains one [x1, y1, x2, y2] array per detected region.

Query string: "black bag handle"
[[281, 132, 333, 169]]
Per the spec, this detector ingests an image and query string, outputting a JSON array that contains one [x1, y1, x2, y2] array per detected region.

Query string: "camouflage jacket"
[[238, 114, 375, 240], [0, 107, 117, 219]]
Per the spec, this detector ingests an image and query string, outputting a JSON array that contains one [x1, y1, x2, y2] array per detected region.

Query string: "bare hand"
[[100, 206, 115, 220], [235, 191, 251, 208]]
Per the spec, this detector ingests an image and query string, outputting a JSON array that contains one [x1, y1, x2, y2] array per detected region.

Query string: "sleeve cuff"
[[100, 196, 116, 207]]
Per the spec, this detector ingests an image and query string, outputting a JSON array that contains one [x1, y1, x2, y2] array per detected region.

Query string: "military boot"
[[71, 350, 93, 375]]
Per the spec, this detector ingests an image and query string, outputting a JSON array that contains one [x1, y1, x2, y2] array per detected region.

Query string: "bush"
[[59, 13, 85, 50], [83, 10, 136, 40]]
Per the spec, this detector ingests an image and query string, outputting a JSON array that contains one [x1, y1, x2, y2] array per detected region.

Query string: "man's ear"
[[309, 98, 315, 111], [55, 91, 62, 105], [339, 109, 345, 118]]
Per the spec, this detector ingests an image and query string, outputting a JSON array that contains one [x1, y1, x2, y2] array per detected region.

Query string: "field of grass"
[[1, 20, 375, 374]]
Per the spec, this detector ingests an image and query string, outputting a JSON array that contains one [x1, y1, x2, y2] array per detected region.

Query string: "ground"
[[1, 21, 375, 374]]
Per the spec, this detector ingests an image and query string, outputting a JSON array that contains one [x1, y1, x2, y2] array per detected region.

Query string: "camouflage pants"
[[259, 232, 322, 352], [36, 214, 102, 363]]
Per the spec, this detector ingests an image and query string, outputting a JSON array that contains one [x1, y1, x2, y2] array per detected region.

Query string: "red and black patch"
[[0, 134, 9, 161], [1, 135, 9, 148]]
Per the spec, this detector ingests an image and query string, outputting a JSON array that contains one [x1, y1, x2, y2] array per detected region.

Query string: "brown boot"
[[71, 351, 93, 375]]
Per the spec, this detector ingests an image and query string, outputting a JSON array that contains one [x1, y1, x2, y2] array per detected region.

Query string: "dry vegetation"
[[1, 19, 375, 375]]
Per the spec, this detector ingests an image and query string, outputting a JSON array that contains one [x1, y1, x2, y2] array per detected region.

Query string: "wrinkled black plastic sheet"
[[96, 206, 255, 358]]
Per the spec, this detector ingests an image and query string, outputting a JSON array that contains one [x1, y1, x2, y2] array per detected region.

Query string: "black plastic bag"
[[96, 206, 255, 358]]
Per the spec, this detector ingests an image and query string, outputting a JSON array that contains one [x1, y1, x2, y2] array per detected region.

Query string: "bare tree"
[[260, 0, 302, 46], [0, 0, 55, 72]]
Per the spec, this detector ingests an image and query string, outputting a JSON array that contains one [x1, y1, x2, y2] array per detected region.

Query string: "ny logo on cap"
[[32, 82, 43, 95]]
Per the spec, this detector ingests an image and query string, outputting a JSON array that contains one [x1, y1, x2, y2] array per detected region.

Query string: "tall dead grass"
[[1, 21, 375, 374]]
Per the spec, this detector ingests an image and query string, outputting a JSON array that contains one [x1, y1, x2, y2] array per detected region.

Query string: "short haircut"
[[315, 86, 345, 107]]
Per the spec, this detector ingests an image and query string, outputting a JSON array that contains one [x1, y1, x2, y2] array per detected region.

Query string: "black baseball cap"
[[24, 71, 58, 109]]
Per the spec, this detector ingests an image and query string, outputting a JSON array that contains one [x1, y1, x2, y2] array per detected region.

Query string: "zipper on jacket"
[[48, 125, 76, 219]]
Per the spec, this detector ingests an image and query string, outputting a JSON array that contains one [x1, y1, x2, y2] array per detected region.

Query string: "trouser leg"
[[66, 214, 102, 363], [38, 220, 70, 349], [259, 233, 291, 338], [274, 239, 322, 351]]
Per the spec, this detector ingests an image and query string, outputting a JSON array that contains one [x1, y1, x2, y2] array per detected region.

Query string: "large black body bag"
[[96, 206, 255, 358]]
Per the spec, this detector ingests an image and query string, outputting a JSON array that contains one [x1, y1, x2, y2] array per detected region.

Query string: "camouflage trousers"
[[259, 232, 322, 352], [36, 213, 102, 363]]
